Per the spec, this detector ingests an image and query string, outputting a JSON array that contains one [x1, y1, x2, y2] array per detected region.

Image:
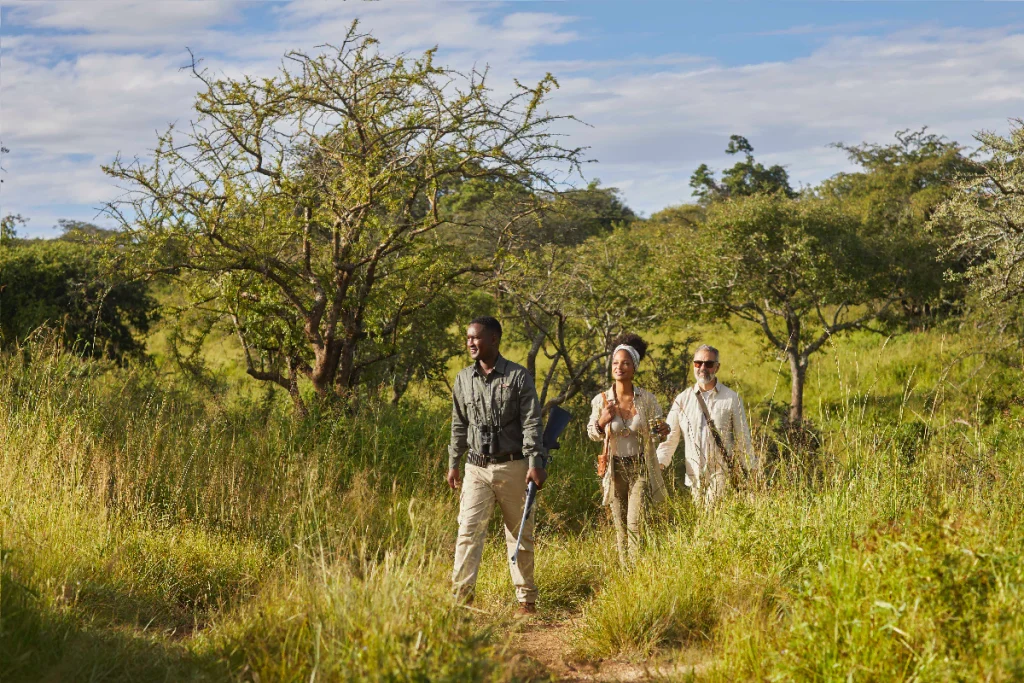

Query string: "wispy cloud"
[[749, 20, 893, 37], [3, 3, 1023, 234]]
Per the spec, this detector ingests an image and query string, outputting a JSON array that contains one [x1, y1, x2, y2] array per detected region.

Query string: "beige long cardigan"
[[587, 386, 668, 507]]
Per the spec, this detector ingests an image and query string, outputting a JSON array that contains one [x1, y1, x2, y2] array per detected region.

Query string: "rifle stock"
[[511, 406, 572, 564]]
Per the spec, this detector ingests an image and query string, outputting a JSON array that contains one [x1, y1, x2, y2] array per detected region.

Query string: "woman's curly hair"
[[610, 332, 648, 361]]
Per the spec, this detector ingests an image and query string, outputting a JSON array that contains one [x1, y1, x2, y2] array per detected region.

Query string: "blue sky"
[[3, 1, 1024, 237]]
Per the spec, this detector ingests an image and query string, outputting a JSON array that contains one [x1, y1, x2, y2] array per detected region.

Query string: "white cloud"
[[3, 4, 1024, 234], [540, 26, 1024, 209], [7, 0, 241, 35]]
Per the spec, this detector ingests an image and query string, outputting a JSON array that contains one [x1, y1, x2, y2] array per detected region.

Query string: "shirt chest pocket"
[[496, 381, 520, 427], [711, 404, 732, 439]]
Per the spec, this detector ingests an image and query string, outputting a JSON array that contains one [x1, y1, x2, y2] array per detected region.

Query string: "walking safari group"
[[447, 316, 759, 615]]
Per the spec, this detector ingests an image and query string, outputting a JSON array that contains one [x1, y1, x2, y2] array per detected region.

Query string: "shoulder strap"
[[598, 392, 610, 475], [695, 387, 745, 487], [694, 387, 727, 456]]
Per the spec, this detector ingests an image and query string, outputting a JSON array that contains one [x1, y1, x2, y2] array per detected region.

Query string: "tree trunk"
[[310, 338, 342, 396], [287, 359, 308, 418], [526, 329, 545, 380], [336, 335, 358, 390], [788, 351, 806, 424], [390, 365, 413, 406], [784, 312, 807, 425]]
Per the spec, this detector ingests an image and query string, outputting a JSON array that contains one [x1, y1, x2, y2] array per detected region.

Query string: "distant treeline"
[[2, 29, 1022, 423]]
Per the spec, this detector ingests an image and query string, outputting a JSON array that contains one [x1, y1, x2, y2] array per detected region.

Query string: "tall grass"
[[1, 325, 1022, 681], [0, 337, 509, 681], [564, 326, 1024, 680]]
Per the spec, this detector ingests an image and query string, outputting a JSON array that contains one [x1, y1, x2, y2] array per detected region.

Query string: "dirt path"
[[512, 616, 712, 682]]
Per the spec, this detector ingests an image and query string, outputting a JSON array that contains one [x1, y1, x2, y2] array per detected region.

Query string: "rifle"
[[511, 405, 572, 564]]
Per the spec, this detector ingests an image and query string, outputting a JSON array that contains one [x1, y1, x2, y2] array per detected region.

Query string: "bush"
[[0, 237, 155, 361]]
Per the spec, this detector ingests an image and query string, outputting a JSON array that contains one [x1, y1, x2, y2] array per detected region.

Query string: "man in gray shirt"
[[448, 316, 546, 614]]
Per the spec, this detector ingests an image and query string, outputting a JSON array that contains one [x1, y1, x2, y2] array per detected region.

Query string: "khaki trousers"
[[610, 459, 646, 566], [452, 459, 537, 604], [692, 470, 728, 507]]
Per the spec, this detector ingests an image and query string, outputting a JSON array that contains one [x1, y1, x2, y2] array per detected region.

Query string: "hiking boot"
[[516, 602, 537, 616], [453, 591, 475, 606]]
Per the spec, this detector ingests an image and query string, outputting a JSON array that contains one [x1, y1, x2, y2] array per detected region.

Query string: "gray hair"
[[694, 344, 720, 362]]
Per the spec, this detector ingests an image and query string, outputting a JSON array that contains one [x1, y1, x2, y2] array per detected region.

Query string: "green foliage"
[[658, 192, 894, 421], [495, 222, 665, 409], [698, 194, 882, 314], [0, 235, 155, 361], [822, 129, 979, 322], [647, 202, 704, 228], [936, 119, 1024, 325], [689, 135, 796, 204], [1, 213, 26, 242], [103, 25, 583, 411], [541, 182, 636, 245]]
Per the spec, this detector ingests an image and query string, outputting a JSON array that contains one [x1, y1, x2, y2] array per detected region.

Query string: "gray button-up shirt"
[[448, 355, 545, 470]]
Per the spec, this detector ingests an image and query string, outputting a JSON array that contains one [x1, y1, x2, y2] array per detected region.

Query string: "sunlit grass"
[[2, 322, 1022, 681]]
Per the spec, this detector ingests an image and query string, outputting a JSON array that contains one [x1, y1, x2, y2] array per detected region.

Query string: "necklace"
[[612, 383, 637, 436]]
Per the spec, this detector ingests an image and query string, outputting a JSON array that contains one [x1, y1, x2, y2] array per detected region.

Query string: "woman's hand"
[[655, 421, 671, 438], [598, 399, 618, 430]]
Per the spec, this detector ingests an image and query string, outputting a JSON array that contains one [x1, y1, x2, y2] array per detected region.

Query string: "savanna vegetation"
[[3, 28, 1024, 682]]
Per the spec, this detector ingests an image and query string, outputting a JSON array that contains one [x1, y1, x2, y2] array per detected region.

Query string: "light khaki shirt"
[[656, 381, 755, 490]]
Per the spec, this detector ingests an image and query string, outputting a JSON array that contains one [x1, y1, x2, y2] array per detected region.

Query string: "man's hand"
[[659, 463, 666, 471], [447, 467, 461, 490], [526, 467, 547, 490]]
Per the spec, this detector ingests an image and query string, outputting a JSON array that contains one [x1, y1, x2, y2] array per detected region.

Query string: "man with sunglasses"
[[656, 344, 755, 505]]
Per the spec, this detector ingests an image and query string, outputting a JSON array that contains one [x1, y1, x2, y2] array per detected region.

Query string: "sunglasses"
[[693, 360, 718, 367]]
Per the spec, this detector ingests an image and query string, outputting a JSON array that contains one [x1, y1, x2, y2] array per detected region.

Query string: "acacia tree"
[[104, 26, 582, 412], [821, 129, 979, 323], [495, 224, 663, 411], [663, 193, 898, 424], [689, 135, 796, 204], [937, 120, 1024, 325]]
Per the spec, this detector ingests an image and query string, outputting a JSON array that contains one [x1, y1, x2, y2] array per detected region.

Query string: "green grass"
[[1, 322, 1022, 681]]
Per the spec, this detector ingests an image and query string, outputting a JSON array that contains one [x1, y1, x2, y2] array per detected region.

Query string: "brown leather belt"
[[467, 451, 525, 467]]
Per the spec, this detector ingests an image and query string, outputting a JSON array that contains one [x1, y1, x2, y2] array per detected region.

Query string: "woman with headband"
[[587, 333, 671, 566]]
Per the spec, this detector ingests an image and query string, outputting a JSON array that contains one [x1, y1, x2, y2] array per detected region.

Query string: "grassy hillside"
[[2, 323, 1022, 681]]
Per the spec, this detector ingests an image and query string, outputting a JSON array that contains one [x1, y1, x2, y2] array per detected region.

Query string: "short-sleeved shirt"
[[448, 355, 545, 470]]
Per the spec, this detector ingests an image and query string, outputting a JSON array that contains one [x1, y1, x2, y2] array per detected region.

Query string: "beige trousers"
[[452, 459, 537, 604], [692, 470, 728, 507], [610, 459, 646, 566]]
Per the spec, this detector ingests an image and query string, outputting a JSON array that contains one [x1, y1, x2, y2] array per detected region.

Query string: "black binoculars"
[[477, 424, 500, 455]]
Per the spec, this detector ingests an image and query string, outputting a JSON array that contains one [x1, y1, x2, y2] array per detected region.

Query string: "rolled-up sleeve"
[[518, 372, 545, 469], [656, 395, 683, 467], [587, 394, 606, 442], [448, 374, 469, 470]]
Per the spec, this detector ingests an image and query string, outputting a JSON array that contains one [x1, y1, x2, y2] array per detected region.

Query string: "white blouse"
[[607, 412, 643, 458]]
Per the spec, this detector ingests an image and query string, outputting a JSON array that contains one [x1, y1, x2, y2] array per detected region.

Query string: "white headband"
[[613, 344, 641, 368]]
